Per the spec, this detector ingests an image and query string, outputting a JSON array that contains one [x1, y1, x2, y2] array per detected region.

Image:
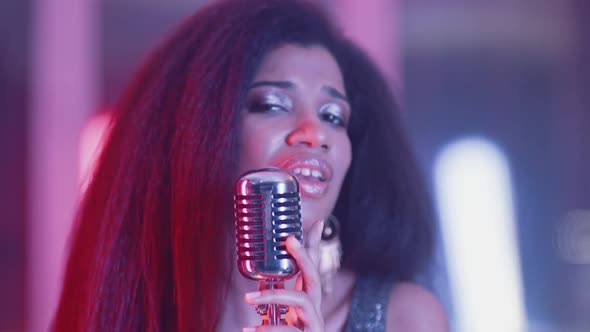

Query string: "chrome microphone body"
[[234, 168, 302, 325]]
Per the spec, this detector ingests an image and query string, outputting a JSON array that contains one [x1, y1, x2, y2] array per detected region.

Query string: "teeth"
[[302, 183, 321, 194], [290, 167, 325, 181]]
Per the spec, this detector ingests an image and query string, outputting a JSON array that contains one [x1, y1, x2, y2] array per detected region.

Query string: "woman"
[[51, 0, 447, 331]]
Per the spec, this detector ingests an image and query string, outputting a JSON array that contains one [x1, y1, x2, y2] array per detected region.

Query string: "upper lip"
[[276, 155, 333, 182]]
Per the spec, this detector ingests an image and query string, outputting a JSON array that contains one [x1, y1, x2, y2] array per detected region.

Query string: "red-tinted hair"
[[52, 0, 435, 330], [51, 1, 344, 331]]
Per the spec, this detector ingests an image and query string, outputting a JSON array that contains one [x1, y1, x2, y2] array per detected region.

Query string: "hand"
[[243, 219, 325, 332]]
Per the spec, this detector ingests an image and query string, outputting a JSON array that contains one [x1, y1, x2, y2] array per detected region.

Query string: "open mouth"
[[289, 167, 327, 182], [278, 157, 333, 198]]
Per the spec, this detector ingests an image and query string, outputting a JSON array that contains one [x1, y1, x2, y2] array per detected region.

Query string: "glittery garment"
[[344, 275, 395, 332]]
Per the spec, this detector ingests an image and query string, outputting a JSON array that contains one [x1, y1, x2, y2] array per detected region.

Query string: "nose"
[[285, 115, 329, 151]]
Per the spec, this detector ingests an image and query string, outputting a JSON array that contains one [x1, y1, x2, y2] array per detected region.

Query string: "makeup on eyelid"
[[248, 92, 292, 110], [247, 92, 348, 127]]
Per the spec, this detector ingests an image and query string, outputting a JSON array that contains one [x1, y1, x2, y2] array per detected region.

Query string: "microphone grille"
[[234, 168, 302, 280], [270, 191, 302, 259]]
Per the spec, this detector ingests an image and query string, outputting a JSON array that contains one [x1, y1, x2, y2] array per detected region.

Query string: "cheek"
[[336, 136, 353, 176], [238, 121, 284, 172], [239, 131, 264, 172]]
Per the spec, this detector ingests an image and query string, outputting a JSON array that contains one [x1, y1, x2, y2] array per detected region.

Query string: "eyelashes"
[[246, 93, 349, 127], [248, 102, 287, 113], [247, 93, 292, 113], [319, 104, 347, 127]]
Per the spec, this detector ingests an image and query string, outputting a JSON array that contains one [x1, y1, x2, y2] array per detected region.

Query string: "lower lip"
[[294, 176, 328, 198]]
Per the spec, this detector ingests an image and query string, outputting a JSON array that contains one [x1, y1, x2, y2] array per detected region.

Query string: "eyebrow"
[[322, 86, 349, 103], [249, 80, 349, 104], [249, 80, 294, 89]]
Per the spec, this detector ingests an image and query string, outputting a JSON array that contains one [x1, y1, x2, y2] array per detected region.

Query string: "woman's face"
[[239, 45, 352, 233]]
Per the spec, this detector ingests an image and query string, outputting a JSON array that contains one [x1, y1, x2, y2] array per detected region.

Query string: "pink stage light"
[[79, 112, 112, 193]]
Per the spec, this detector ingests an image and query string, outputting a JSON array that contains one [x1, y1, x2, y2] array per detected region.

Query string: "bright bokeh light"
[[79, 112, 111, 192], [434, 137, 526, 332]]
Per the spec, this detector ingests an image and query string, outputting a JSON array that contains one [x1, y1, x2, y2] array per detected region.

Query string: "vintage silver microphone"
[[234, 168, 303, 325]]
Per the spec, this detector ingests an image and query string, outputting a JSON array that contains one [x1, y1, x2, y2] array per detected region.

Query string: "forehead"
[[253, 44, 345, 91]]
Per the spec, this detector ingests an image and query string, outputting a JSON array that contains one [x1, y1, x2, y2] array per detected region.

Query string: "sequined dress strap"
[[344, 275, 394, 332]]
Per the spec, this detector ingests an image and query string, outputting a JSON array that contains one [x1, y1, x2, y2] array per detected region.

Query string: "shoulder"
[[386, 282, 449, 332]]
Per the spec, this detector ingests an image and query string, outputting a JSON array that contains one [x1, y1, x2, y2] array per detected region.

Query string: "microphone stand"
[[256, 279, 288, 325]]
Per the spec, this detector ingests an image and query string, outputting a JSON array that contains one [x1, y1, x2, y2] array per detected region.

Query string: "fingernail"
[[289, 236, 302, 248], [242, 328, 256, 332], [245, 291, 261, 300]]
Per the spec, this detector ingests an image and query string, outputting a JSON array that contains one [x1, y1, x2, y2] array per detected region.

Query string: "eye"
[[247, 93, 292, 114], [249, 102, 287, 113], [320, 112, 345, 126], [319, 104, 347, 127]]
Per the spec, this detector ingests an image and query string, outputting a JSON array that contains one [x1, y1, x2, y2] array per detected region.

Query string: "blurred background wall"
[[0, 0, 588, 331], [402, 1, 589, 331], [1, 0, 30, 331]]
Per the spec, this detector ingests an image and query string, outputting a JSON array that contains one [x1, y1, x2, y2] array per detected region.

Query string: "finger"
[[305, 219, 324, 268], [287, 236, 321, 297], [244, 290, 324, 331], [285, 305, 299, 326], [242, 326, 300, 332], [244, 290, 312, 309], [289, 233, 323, 317], [291, 274, 306, 327], [295, 273, 303, 291]]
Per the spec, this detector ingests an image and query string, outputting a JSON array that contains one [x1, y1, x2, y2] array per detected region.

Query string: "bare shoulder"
[[386, 282, 449, 332]]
